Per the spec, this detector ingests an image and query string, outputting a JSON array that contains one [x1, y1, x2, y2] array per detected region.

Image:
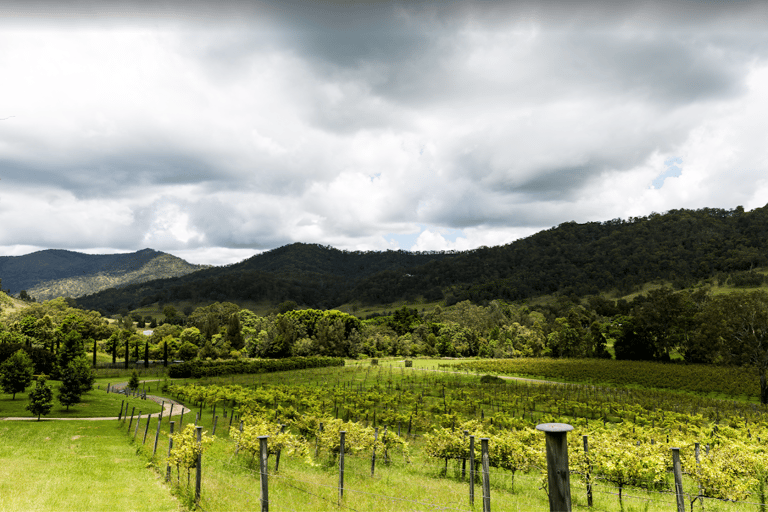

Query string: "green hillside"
[[27, 253, 210, 301], [74, 204, 768, 314], [0, 249, 208, 301]]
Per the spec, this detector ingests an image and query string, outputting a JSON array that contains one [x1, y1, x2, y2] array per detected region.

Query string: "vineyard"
[[124, 360, 768, 511]]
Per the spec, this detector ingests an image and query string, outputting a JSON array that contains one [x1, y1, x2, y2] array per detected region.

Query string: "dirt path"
[[1, 383, 191, 421]]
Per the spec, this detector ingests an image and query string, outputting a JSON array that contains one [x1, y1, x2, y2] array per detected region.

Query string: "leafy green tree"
[[179, 327, 203, 347], [163, 305, 178, 321], [0, 349, 35, 399], [226, 313, 244, 350], [26, 375, 53, 421], [57, 363, 83, 410], [128, 369, 140, 391], [70, 356, 95, 393], [705, 291, 768, 404], [58, 330, 85, 373], [176, 341, 198, 361]]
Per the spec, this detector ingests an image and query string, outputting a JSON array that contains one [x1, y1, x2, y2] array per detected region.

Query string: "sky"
[[2, 0, 768, 266]]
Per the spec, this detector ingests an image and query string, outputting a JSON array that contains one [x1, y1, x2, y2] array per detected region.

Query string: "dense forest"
[[74, 205, 768, 313]]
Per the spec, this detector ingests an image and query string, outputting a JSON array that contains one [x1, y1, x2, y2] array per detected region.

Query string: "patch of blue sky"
[[652, 157, 683, 189], [386, 224, 465, 251]]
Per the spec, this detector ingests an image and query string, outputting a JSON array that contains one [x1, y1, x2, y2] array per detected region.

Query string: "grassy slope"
[[0, 382, 163, 419], [0, 421, 180, 512]]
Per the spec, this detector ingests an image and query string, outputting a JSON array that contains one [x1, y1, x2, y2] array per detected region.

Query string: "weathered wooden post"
[[469, 435, 476, 506], [179, 409, 185, 429], [118, 400, 124, 421], [153, 408, 164, 457], [694, 442, 703, 507], [134, 412, 142, 440], [195, 426, 203, 504], [583, 435, 593, 507], [671, 447, 685, 512], [259, 436, 269, 512], [166, 421, 175, 482], [143, 414, 151, 444], [274, 425, 285, 472], [371, 427, 379, 477], [315, 422, 324, 458], [212, 416, 218, 435], [235, 420, 244, 455], [127, 406, 135, 431], [481, 438, 491, 512], [536, 423, 573, 512], [462, 430, 468, 479], [339, 431, 346, 503]]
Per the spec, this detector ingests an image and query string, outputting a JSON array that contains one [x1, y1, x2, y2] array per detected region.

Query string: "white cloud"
[[0, 2, 767, 265]]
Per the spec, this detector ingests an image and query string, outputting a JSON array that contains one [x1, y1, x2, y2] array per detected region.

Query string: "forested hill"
[[74, 205, 768, 314], [0, 249, 209, 300]]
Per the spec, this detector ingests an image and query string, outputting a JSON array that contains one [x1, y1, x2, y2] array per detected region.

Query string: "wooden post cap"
[[536, 423, 574, 433]]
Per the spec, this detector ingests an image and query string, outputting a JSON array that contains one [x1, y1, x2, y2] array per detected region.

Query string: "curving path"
[[1, 383, 191, 421]]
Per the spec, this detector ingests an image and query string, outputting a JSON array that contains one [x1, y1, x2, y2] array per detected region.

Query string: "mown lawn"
[[0, 421, 181, 511]]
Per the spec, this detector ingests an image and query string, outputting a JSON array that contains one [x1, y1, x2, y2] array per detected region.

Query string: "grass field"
[[0, 382, 162, 419], [0, 421, 181, 512]]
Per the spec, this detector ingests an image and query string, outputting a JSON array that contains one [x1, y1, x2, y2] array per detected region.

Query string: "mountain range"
[[3, 204, 766, 313], [71, 204, 768, 314], [0, 248, 209, 301]]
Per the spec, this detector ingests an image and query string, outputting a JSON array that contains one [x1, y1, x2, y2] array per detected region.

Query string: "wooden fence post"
[[695, 442, 703, 508], [143, 414, 151, 444], [274, 425, 285, 472], [315, 422, 324, 458], [127, 407, 135, 431], [212, 416, 218, 436], [371, 427, 379, 477], [462, 430, 468, 479], [153, 408, 164, 457], [583, 435, 593, 507], [536, 423, 573, 512], [339, 431, 346, 503], [134, 412, 142, 440], [469, 435, 475, 506], [166, 421, 175, 482], [235, 420, 244, 455], [671, 447, 685, 512], [195, 426, 203, 504], [118, 400, 124, 421], [259, 436, 269, 512], [481, 438, 491, 512]]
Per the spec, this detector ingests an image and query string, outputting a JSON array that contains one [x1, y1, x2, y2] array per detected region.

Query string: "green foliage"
[[0, 349, 35, 399], [57, 361, 84, 410], [168, 424, 214, 482], [167, 356, 344, 378], [128, 369, 140, 391], [479, 374, 505, 384], [26, 374, 53, 420], [454, 358, 760, 398], [175, 341, 199, 361], [0, 343, 56, 375]]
